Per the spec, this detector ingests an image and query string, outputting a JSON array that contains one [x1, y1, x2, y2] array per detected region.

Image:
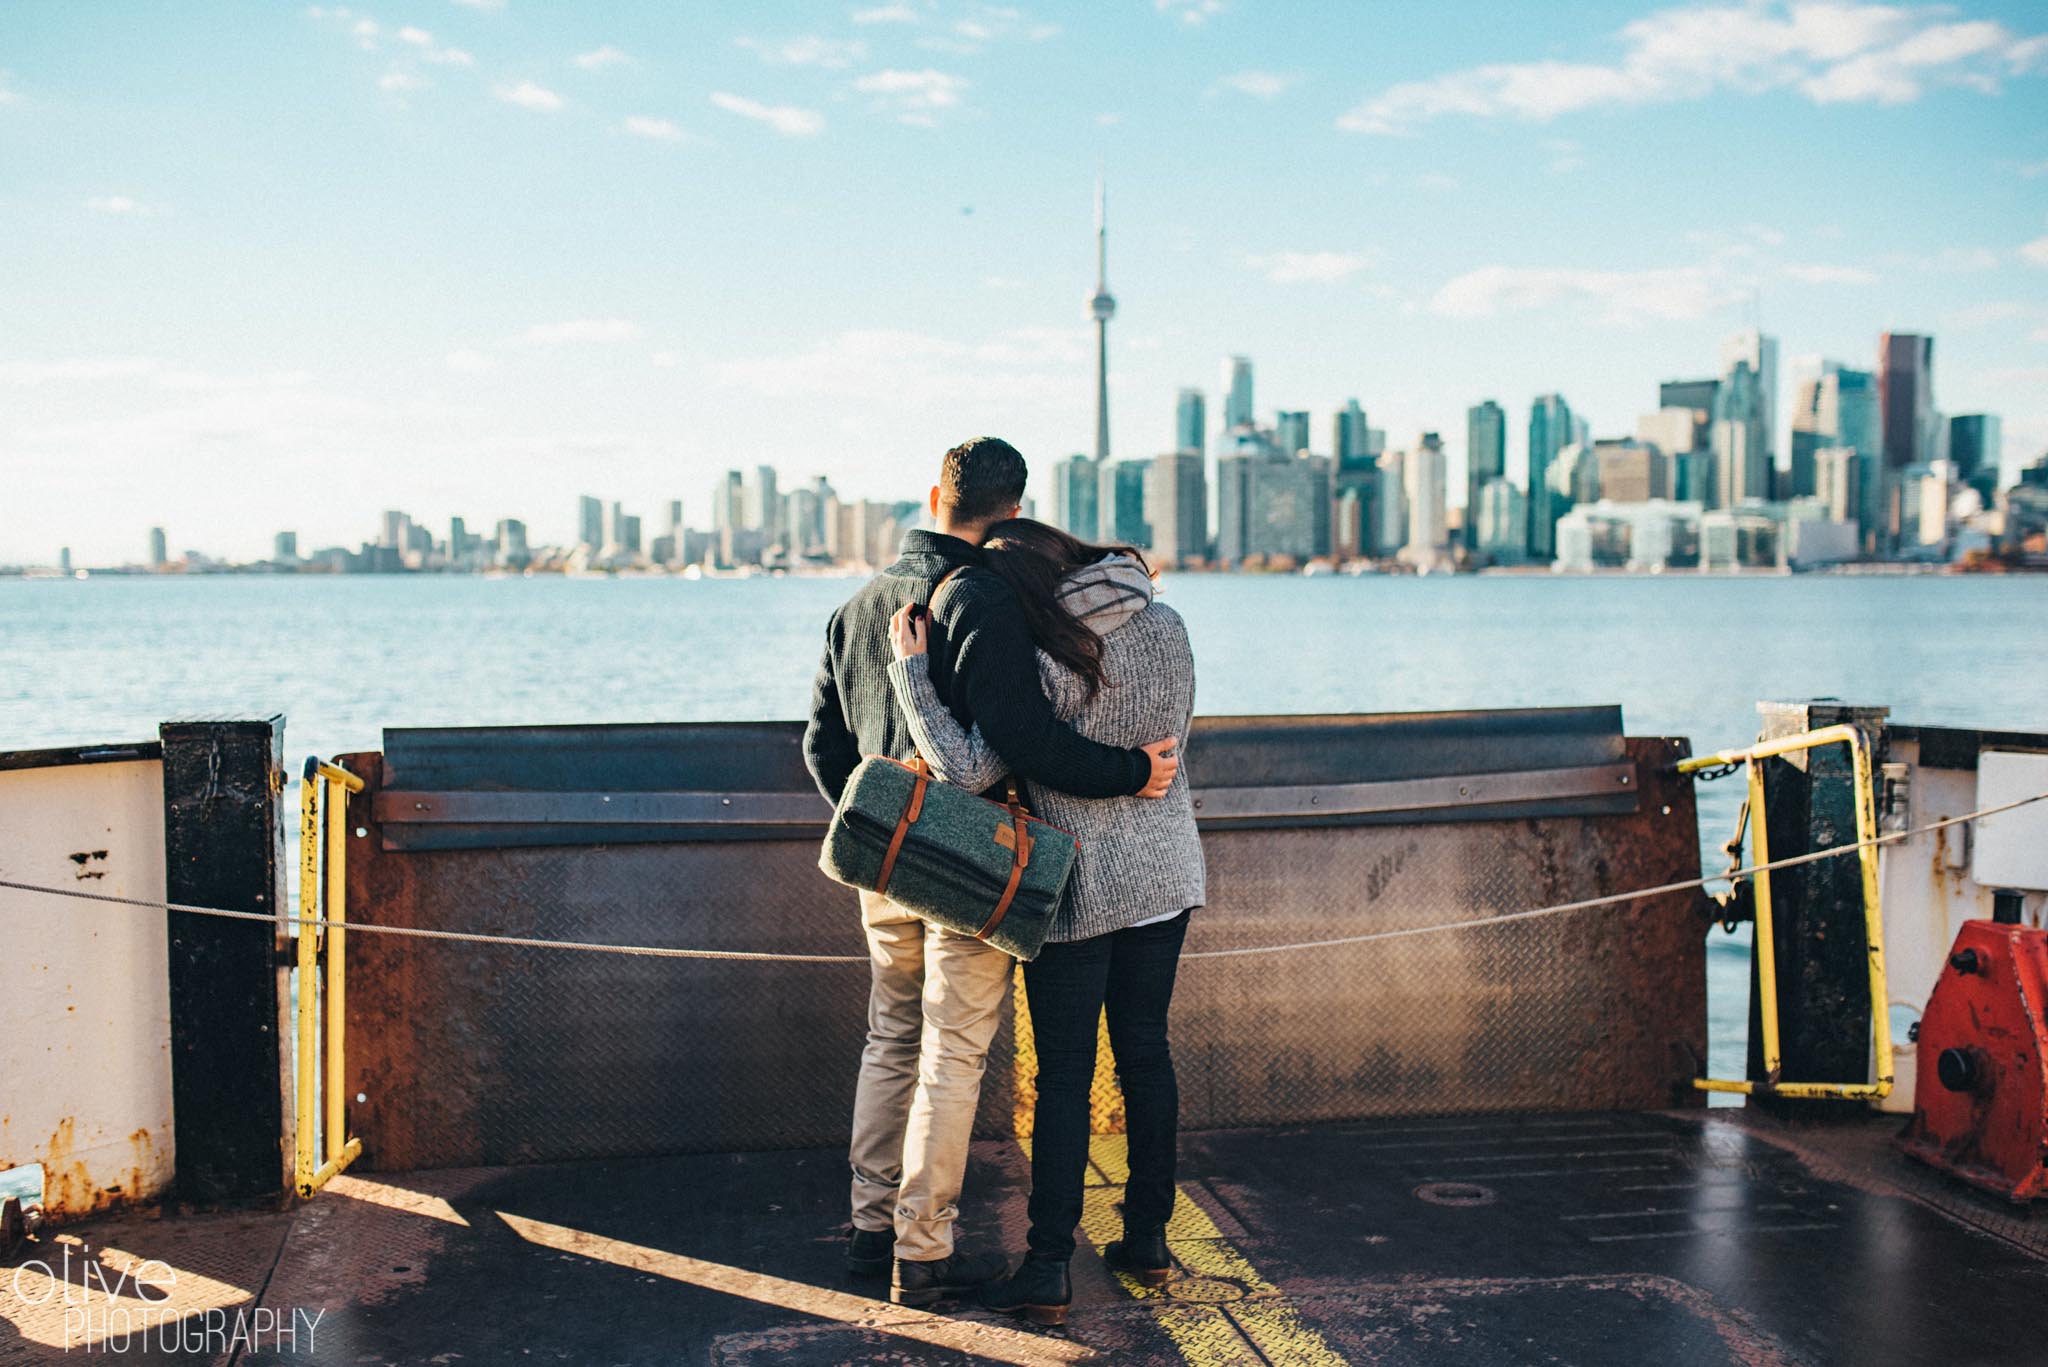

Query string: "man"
[[803, 436, 1178, 1308]]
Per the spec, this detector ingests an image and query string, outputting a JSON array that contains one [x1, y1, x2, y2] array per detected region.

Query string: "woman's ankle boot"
[[1104, 1226, 1171, 1286], [978, 1255, 1071, 1326]]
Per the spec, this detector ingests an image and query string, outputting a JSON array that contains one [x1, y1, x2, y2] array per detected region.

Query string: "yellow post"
[[295, 767, 321, 1195], [1851, 733, 1893, 1092], [324, 774, 347, 1165], [1747, 757, 1781, 1084]]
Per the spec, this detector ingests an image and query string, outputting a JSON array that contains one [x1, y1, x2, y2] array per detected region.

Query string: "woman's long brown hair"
[[975, 518, 1152, 699]]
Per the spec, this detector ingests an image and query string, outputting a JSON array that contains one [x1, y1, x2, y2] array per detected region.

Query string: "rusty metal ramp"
[[338, 708, 1709, 1171]]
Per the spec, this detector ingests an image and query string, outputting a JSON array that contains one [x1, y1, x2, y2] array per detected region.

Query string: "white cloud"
[[1156, 0, 1223, 26], [1339, 2, 2048, 134], [573, 45, 632, 71], [85, 195, 153, 216], [1429, 263, 1728, 323], [2023, 235, 2048, 267], [1944, 300, 2029, 327], [738, 35, 868, 68], [852, 3, 920, 22], [398, 25, 433, 45], [350, 17, 380, 47], [1781, 261, 1877, 284], [710, 91, 825, 136], [2031, 326, 2048, 342], [650, 350, 681, 368], [512, 319, 642, 346], [1246, 251, 1372, 285], [423, 45, 473, 65], [855, 68, 968, 123], [451, 0, 505, 10], [1212, 69, 1296, 99], [0, 357, 162, 384], [2019, 159, 2048, 177], [1546, 138, 1586, 173], [380, 70, 427, 92], [445, 349, 497, 374], [0, 76, 18, 106], [1879, 245, 2001, 272], [1415, 171, 1460, 192], [622, 115, 690, 142], [494, 80, 564, 112]]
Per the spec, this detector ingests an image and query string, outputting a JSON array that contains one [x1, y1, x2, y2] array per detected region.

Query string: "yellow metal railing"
[[296, 757, 365, 1196], [1679, 724, 1892, 1099]]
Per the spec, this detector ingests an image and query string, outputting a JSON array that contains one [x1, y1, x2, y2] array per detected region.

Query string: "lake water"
[[7, 571, 2046, 1092]]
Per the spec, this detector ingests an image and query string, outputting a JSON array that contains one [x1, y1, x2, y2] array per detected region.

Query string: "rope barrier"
[[2, 789, 2044, 965]]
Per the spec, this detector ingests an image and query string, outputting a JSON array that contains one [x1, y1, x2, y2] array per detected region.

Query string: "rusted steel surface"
[[341, 720, 1708, 1172]]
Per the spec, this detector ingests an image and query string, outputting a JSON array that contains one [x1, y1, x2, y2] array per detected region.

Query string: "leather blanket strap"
[[874, 758, 929, 896], [976, 785, 1034, 940]]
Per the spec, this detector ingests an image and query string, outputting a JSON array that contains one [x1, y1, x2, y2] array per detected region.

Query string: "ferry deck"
[[2, 701, 2045, 1365]]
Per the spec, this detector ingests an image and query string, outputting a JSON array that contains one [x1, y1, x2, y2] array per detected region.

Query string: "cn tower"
[[1089, 177, 1115, 464]]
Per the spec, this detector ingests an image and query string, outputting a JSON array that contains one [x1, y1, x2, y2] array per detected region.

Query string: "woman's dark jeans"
[[1021, 910, 1190, 1263]]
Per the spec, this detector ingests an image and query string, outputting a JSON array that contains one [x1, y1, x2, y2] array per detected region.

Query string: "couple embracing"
[[803, 435, 1205, 1326]]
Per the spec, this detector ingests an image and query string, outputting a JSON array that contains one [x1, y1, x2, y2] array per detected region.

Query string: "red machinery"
[[1900, 910, 2048, 1202]]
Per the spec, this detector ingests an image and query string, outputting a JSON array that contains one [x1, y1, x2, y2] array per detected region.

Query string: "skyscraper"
[[1719, 328, 1779, 472], [1090, 178, 1116, 464], [1275, 410, 1310, 458], [1879, 333, 1934, 475], [1526, 394, 1572, 559], [1222, 356, 1254, 430], [1399, 433, 1448, 568], [1175, 388, 1205, 457], [1333, 399, 1371, 473], [1465, 400, 1505, 550], [1146, 451, 1207, 565], [1947, 414, 2002, 502], [1052, 453, 1100, 540], [577, 495, 604, 550], [1100, 458, 1152, 547], [147, 526, 167, 566], [1713, 361, 1771, 505]]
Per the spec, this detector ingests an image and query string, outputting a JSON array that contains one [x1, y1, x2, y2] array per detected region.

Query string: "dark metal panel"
[[1889, 723, 2048, 771], [159, 718, 293, 1203], [1192, 761, 1637, 824], [343, 722, 1707, 1172], [0, 740, 162, 772]]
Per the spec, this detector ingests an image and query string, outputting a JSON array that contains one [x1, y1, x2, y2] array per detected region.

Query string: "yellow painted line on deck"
[[1009, 979, 1348, 1367]]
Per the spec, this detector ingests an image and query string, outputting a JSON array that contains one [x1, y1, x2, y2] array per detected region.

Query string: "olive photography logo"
[[9, 1240, 324, 1356]]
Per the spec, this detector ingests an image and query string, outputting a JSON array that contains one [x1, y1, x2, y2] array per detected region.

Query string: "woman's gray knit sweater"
[[885, 555, 1205, 943]]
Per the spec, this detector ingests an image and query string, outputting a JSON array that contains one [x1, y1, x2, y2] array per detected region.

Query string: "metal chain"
[[2, 788, 2044, 965]]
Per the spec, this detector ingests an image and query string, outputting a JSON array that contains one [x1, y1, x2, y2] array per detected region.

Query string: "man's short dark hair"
[[938, 437, 1027, 525]]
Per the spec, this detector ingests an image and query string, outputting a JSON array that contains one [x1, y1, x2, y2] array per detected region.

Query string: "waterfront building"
[[1332, 483, 1373, 561], [1475, 478, 1526, 565], [1814, 447, 1861, 527], [1214, 426, 1317, 564], [1100, 457, 1152, 548], [710, 472, 745, 534], [272, 532, 298, 562], [577, 495, 604, 552], [1376, 446, 1408, 555], [1879, 332, 1935, 476], [1465, 400, 1505, 550], [1090, 178, 1116, 464], [1398, 433, 1449, 570], [1146, 450, 1207, 565], [785, 486, 822, 559], [148, 526, 167, 567], [1276, 410, 1311, 459], [1779, 498, 1859, 567], [380, 510, 411, 551], [1595, 440, 1668, 504], [1052, 452, 1100, 540], [1720, 329, 1779, 472], [1175, 388, 1206, 459], [1712, 360, 1771, 506], [1948, 414, 2002, 502], [494, 519, 528, 567], [1333, 399, 1371, 474], [1552, 499, 1704, 572], [1222, 356, 1255, 430], [1526, 393, 1572, 560], [1699, 508, 1781, 570]]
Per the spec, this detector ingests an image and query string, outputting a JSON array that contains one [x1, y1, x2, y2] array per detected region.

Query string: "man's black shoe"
[[847, 1226, 892, 1278], [890, 1249, 1008, 1307], [978, 1255, 1071, 1327], [1104, 1227, 1172, 1287]]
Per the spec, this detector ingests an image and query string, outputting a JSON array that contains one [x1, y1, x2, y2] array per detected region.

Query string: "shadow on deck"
[[5, 1108, 2045, 1367]]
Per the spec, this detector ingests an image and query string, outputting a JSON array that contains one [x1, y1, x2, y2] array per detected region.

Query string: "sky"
[[3, 0, 2046, 565]]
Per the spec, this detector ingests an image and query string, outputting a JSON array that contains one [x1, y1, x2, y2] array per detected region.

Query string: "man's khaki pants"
[[848, 890, 1013, 1262]]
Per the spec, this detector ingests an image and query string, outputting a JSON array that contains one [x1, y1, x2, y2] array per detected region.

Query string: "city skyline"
[[5, 1, 2048, 563]]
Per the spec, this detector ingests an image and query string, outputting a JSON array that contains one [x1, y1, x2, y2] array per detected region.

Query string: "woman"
[[885, 518, 1203, 1326]]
